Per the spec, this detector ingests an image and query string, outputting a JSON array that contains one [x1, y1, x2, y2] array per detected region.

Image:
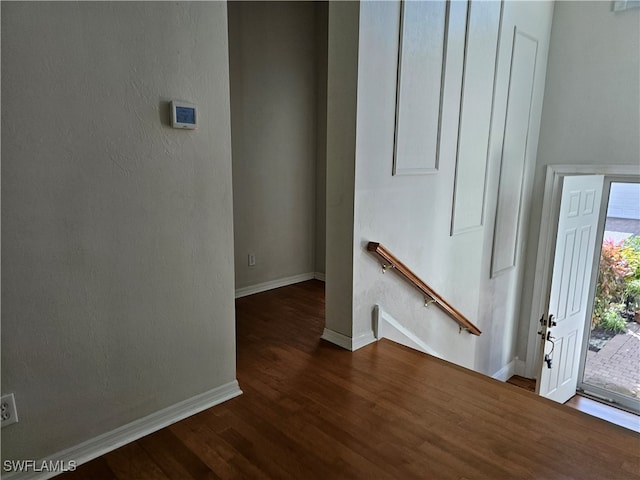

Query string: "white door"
[[537, 175, 604, 403]]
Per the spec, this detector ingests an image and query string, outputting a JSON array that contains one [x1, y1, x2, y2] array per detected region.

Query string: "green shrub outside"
[[626, 278, 640, 299], [621, 236, 640, 281], [592, 238, 633, 329], [598, 305, 627, 333], [622, 235, 640, 313]]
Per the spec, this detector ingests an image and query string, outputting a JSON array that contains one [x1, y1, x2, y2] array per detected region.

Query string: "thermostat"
[[170, 101, 197, 129]]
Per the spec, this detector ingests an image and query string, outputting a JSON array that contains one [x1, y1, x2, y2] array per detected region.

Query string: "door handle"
[[540, 314, 557, 328], [544, 331, 556, 369]]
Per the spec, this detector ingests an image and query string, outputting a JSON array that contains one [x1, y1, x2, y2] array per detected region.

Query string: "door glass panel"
[[582, 182, 640, 403]]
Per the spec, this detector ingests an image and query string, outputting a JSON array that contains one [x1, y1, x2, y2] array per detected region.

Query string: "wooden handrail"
[[367, 242, 482, 336]]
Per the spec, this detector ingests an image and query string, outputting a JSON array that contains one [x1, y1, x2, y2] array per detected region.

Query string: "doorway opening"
[[526, 166, 640, 424], [578, 181, 640, 413]]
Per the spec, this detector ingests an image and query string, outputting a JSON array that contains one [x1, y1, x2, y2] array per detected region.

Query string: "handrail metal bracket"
[[367, 241, 482, 336], [459, 326, 470, 334]]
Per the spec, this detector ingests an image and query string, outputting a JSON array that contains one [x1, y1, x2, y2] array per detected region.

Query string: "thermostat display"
[[170, 101, 197, 129]]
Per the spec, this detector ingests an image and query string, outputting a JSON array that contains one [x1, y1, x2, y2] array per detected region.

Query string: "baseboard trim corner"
[[321, 328, 375, 351], [353, 331, 377, 350], [321, 328, 352, 350], [491, 360, 516, 382]]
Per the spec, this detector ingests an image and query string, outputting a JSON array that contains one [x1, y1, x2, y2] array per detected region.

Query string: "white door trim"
[[524, 164, 640, 379]]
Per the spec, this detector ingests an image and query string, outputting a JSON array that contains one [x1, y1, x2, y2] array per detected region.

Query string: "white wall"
[[475, 1, 554, 377], [517, 1, 640, 368], [328, 0, 553, 373], [324, 1, 360, 340], [228, 1, 324, 291], [1, 2, 237, 462], [351, 1, 479, 366]]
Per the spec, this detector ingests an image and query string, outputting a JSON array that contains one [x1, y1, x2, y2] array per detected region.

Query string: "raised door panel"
[[450, 0, 502, 235], [393, 0, 448, 176], [538, 175, 604, 404], [491, 28, 539, 276]]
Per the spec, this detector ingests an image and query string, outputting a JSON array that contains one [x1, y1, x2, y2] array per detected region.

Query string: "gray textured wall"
[[228, 1, 323, 290], [1, 1, 237, 461]]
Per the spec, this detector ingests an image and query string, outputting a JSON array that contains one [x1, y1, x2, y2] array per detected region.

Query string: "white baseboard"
[[491, 360, 515, 382], [352, 331, 377, 350], [314, 272, 326, 282], [321, 328, 376, 351], [374, 305, 443, 359], [491, 357, 527, 382], [2, 381, 242, 480], [321, 328, 352, 350], [235, 272, 315, 298]]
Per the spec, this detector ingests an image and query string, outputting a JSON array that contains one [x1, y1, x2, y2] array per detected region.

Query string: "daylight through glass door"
[[580, 182, 640, 413]]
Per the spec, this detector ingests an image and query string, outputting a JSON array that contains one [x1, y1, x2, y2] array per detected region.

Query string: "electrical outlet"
[[1, 394, 18, 428], [248, 253, 256, 267]]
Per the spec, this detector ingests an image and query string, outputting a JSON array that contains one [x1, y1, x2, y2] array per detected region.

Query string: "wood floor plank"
[[171, 415, 270, 480], [63, 280, 640, 479], [507, 374, 536, 392], [103, 442, 173, 480], [61, 456, 116, 480], [137, 428, 220, 480]]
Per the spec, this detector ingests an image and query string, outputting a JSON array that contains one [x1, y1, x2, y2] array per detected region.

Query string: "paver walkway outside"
[[585, 217, 640, 400], [584, 322, 640, 399]]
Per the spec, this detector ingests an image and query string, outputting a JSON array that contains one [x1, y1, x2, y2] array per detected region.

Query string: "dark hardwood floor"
[[506, 374, 536, 392], [65, 280, 640, 479]]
